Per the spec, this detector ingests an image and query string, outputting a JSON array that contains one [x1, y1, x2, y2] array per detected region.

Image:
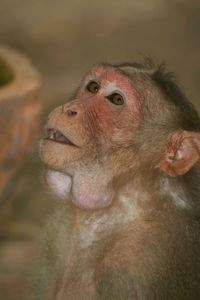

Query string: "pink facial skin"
[[76, 66, 140, 134], [43, 66, 141, 209]]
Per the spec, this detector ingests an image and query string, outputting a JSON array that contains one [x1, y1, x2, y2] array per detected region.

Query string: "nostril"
[[66, 109, 77, 117]]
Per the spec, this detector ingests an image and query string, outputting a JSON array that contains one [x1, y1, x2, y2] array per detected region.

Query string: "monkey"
[[33, 60, 200, 300]]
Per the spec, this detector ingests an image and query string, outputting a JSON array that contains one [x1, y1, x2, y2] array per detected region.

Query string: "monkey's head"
[[40, 62, 200, 210]]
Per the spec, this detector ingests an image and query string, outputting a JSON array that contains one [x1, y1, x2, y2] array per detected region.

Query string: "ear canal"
[[159, 131, 200, 176]]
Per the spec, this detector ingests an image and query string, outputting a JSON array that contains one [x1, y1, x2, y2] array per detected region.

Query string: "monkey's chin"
[[40, 139, 82, 171]]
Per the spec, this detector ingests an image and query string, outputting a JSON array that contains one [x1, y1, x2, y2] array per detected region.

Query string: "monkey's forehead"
[[86, 65, 126, 80], [84, 65, 135, 92]]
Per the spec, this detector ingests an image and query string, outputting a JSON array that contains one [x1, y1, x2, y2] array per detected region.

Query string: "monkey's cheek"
[[40, 140, 82, 170]]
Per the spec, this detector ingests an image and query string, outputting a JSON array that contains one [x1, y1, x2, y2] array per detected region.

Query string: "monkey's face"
[[41, 66, 139, 173], [40, 66, 140, 209]]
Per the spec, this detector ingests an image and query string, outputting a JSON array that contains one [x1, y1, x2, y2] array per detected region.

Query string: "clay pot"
[[0, 46, 42, 201]]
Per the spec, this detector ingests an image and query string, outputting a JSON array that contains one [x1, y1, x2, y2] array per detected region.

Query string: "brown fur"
[[32, 62, 200, 299]]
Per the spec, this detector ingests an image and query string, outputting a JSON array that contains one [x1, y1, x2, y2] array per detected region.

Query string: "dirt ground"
[[0, 0, 200, 299]]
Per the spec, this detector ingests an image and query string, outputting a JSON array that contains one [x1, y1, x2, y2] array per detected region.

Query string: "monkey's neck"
[[46, 164, 191, 214], [46, 168, 158, 213], [71, 170, 115, 210], [46, 168, 115, 210]]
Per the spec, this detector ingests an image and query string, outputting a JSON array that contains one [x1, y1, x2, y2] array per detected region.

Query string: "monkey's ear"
[[158, 131, 200, 176]]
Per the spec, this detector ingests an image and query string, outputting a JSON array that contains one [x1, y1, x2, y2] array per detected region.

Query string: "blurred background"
[[0, 0, 200, 299]]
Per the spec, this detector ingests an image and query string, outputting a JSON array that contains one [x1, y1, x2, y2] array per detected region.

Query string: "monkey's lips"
[[45, 128, 77, 147]]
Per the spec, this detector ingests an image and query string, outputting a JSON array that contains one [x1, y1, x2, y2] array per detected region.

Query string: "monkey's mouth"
[[45, 128, 77, 147]]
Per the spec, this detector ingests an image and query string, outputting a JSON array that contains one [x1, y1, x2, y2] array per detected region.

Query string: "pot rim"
[[0, 45, 41, 103]]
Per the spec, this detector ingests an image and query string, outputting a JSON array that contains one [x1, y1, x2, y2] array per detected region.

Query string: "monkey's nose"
[[66, 109, 77, 117]]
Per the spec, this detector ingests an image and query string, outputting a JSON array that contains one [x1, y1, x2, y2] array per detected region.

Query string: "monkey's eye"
[[86, 81, 100, 93], [106, 93, 124, 106]]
